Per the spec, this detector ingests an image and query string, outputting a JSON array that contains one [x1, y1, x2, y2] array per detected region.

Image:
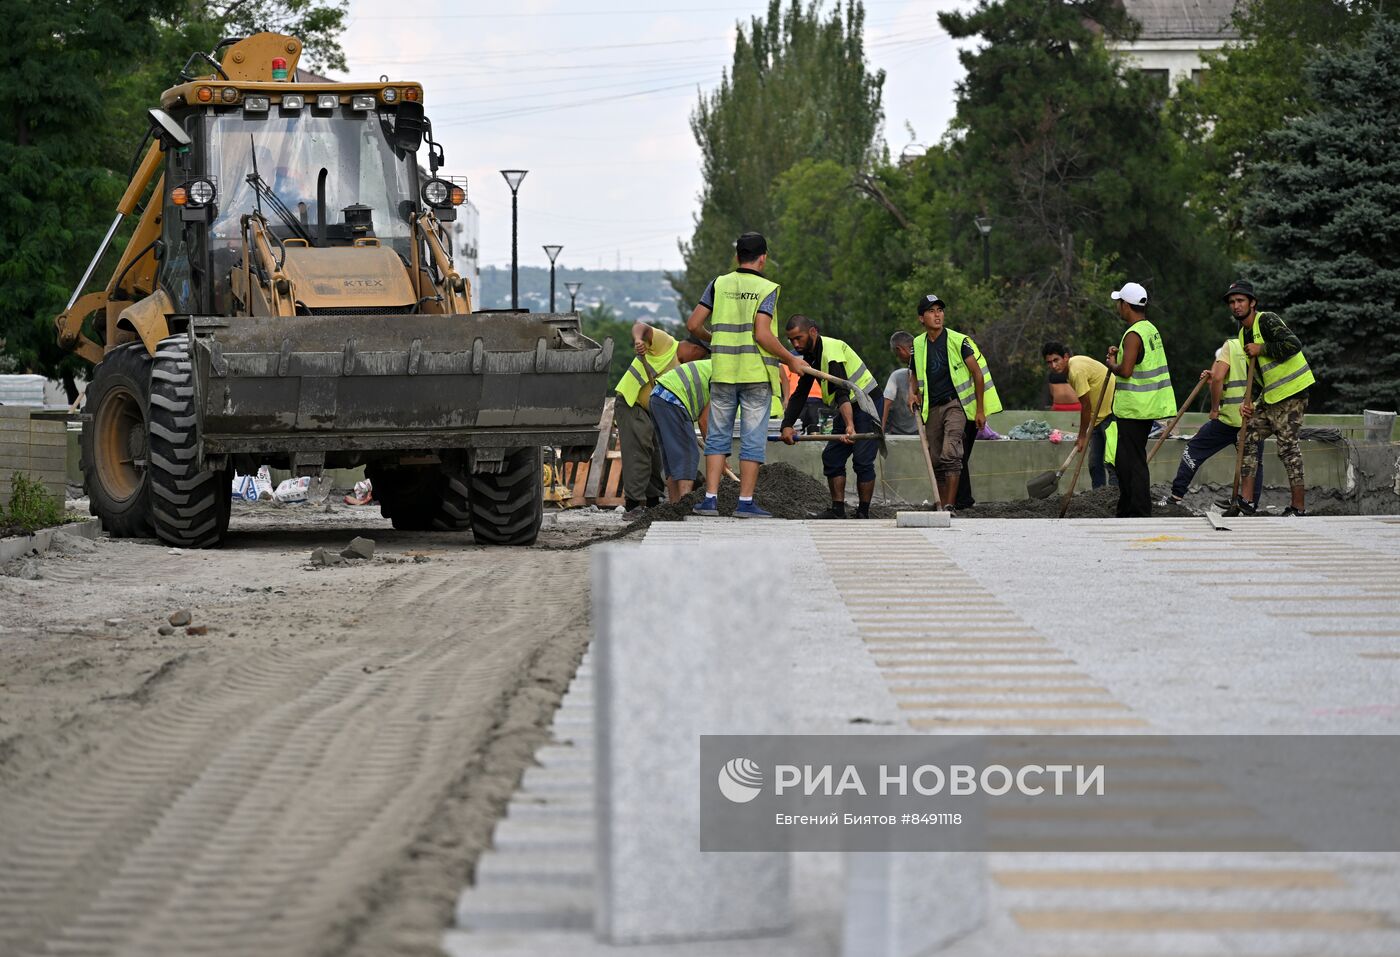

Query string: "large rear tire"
[[468, 447, 542, 546], [146, 337, 231, 548], [81, 343, 154, 538], [367, 465, 471, 532]]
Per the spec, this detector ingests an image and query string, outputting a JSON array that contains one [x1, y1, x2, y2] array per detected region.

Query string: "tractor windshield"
[[205, 109, 417, 312]]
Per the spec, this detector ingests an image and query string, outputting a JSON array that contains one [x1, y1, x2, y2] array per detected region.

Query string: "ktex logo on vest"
[[717, 757, 764, 803]]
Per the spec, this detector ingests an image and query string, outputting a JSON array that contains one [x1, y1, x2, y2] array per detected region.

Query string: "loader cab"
[[156, 83, 451, 317]]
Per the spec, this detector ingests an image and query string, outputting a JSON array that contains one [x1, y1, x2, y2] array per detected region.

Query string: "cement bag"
[[274, 476, 311, 504]]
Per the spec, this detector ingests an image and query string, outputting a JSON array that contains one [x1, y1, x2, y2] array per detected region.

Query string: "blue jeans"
[[648, 391, 700, 482], [1170, 417, 1264, 500], [705, 381, 771, 463]]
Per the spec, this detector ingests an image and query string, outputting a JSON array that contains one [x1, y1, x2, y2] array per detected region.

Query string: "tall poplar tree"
[[673, 0, 885, 311]]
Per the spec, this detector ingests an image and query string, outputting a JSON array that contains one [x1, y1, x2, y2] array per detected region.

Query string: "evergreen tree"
[[672, 0, 884, 312], [938, 0, 1228, 393], [1171, 0, 1393, 256], [1245, 16, 1400, 411]]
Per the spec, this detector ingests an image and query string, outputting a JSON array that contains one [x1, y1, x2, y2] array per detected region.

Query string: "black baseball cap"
[[1223, 279, 1256, 302], [735, 232, 767, 261], [917, 294, 945, 314]]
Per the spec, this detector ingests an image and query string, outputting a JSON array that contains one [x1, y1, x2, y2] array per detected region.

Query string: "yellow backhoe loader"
[[55, 34, 610, 547]]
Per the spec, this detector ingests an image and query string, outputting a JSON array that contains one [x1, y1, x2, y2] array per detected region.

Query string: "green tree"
[[0, 0, 172, 398], [1245, 16, 1400, 411], [0, 0, 348, 388], [1171, 0, 1393, 256], [937, 0, 1229, 394], [673, 0, 885, 312], [768, 158, 907, 375]]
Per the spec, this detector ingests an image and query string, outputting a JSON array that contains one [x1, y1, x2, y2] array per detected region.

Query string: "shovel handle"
[[777, 433, 882, 442], [1059, 369, 1113, 518], [1229, 356, 1258, 502], [1147, 376, 1207, 463]]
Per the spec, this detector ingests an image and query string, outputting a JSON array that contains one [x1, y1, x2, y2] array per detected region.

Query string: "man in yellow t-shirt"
[[1043, 341, 1117, 488]]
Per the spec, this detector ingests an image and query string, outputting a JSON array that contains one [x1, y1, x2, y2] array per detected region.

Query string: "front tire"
[[468, 447, 543, 546], [146, 337, 231, 548], [81, 343, 154, 537], [367, 465, 471, 531]]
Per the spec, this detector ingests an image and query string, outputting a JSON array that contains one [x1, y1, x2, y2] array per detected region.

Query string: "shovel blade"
[[1026, 470, 1059, 499]]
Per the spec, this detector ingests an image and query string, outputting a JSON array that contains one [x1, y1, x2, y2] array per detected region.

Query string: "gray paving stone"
[[592, 541, 794, 945]]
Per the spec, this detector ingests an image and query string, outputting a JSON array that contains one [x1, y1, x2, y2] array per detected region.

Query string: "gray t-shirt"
[[882, 368, 919, 435]]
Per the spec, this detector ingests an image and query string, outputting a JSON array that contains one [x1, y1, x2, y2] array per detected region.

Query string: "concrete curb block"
[[895, 511, 951, 528], [0, 518, 102, 563]]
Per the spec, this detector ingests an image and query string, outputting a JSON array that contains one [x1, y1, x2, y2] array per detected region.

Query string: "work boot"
[[943, 505, 957, 517], [1227, 496, 1258, 516], [622, 505, 648, 521], [692, 495, 720, 517], [810, 504, 845, 520], [1282, 505, 1307, 517], [855, 503, 871, 519], [734, 500, 773, 519]]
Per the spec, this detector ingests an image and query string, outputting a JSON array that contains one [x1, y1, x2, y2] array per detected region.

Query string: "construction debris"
[[310, 547, 346, 566], [341, 536, 376, 560]]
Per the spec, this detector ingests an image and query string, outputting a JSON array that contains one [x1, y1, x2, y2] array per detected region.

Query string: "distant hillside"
[[478, 267, 681, 322]]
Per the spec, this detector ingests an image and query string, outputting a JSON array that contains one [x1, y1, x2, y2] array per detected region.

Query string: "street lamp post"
[[543, 244, 563, 312], [564, 281, 583, 313], [973, 215, 992, 283], [500, 169, 528, 309]]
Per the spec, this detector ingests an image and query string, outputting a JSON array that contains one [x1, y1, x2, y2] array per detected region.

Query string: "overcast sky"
[[331, 0, 973, 272]]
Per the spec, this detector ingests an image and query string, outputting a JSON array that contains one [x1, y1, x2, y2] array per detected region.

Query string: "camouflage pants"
[[1240, 392, 1308, 488]]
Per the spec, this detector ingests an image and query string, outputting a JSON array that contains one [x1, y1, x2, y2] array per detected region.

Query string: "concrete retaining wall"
[[751, 410, 1398, 506]]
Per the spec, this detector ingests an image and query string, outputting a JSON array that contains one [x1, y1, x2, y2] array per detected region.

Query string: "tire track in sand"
[[0, 550, 588, 957]]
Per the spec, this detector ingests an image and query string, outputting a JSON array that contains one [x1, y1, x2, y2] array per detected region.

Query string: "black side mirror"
[[392, 101, 426, 153], [148, 109, 192, 150]]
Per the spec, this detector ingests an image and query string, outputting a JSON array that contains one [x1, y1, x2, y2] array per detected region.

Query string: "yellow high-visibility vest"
[[1241, 313, 1314, 405], [708, 271, 781, 389], [1112, 319, 1174, 420]]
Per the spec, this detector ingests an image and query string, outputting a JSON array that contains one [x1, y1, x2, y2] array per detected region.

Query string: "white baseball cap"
[[1111, 282, 1149, 306]]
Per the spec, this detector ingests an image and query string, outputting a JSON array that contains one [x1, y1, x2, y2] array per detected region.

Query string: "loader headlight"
[[351, 94, 375, 112], [381, 87, 398, 104], [186, 179, 217, 206], [280, 93, 305, 112], [243, 95, 269, 114], [316, 94, 339, 111], [421, 178, 451, 207]]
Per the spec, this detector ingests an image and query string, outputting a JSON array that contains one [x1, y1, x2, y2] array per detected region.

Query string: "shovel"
[[1146, 376, 1207, 463], [1058, 369, 1114, 518], [1222, 356, 1258, 517], [1027, 446, 1079, 500], [769, 432, 888, 458], [801, 367, 880, 421]]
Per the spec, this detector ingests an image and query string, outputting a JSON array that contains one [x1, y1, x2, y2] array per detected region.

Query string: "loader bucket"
[[188, 312, 611, 457]]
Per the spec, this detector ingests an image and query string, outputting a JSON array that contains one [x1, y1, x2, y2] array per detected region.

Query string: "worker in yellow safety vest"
[[648, 346, 713, 503], [1226, 279, 1316, 517], [684, 232, 804, 518], [778, 315, 883, 519], [613, 321, 700, 519], [1162, 331, 1265, 507], [1104, 281, 1175, 518], [907, 294, 1001, 514]]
